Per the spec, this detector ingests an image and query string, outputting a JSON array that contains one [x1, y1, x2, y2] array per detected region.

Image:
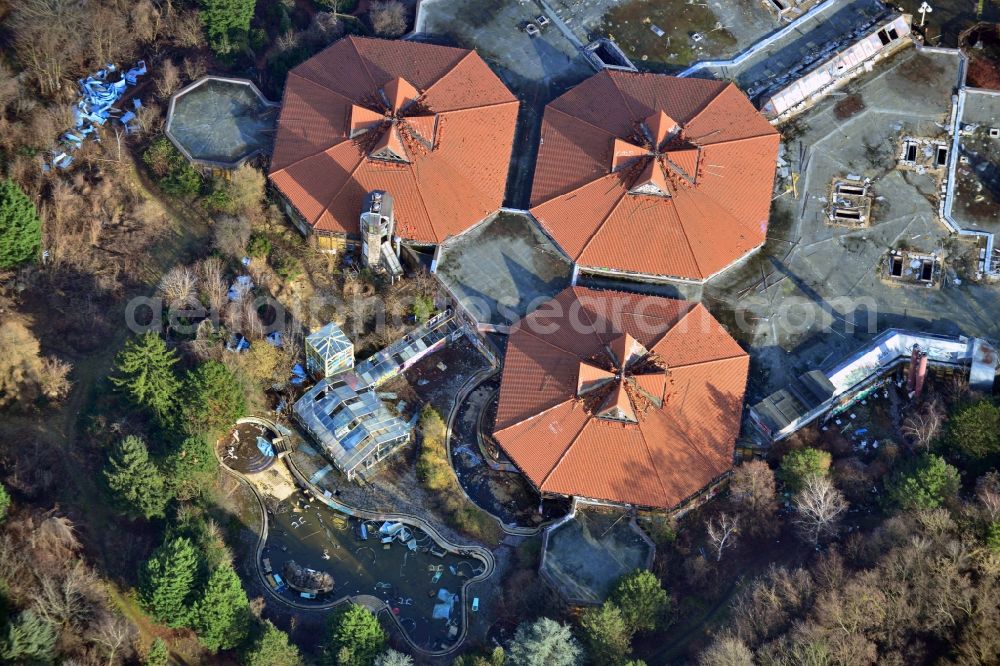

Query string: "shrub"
[[986, 520, 1000, 552], [944, 399, 1000, 459], [610, 569, 669, 634], [247, 233, 272, 259], [579, 602, 633, 665], [0, 482, 10, 522], [779, 447, 832, 493], [0, 178, 41, 268], [415, 405, 500, 543], [143, 136, 201, 197], [274, 252, 303, 281], [886, 453, 961, 511], [326, 604, 386, 666], [245, 621, 301, 666], [411, 295, 434, 323]]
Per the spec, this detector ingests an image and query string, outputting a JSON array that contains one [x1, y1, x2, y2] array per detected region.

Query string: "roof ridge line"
[[270, 140, 358, 178], [684, 81, 738, 130], [568, 285, 616, 348], [658, 387, 734, 477], [635, 416, 671, 505], [643, 301, 698, 349], [531, 171, 625, 214], [668, 351, 749, 370], [694, 130, 780, 148], [421, 51, 519, 108], [284, 70, 358, 106], [420, 50, 475, 101], [608, 71, 641, 133], [315, 154, 369, 228], [414, 152, 498, 242], [435, 98, 520, 114], [574, 186, 631, 265], [672, 186, 738, 279], [494, 396, 576, 434], [349, 36, 379, 91], [545, 104, 620, 138], [539, 411, 592, 489], [405, 158, 442, 242], [517, 318, 593, 360]]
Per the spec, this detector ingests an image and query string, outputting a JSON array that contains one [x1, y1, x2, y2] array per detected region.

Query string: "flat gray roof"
[[436, 211, 572, 329]]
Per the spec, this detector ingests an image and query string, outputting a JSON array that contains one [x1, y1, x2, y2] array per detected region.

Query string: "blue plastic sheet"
[[45, 60, 147, 170], [256, 436, 275, 457]]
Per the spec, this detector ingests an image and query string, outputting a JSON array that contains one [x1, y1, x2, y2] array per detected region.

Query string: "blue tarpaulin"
[[290, 363, 307, 385], [226, 334, 250, 353], [256, 436, 275, 457], [266, 331, 283, 347]]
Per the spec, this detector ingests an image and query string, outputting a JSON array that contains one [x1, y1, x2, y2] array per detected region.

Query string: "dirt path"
[[1, 149, 214, 663]]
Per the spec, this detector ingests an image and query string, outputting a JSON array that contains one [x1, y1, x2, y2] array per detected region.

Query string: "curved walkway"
[[219, 417, 496, 658], [444, 367, 555, 537]]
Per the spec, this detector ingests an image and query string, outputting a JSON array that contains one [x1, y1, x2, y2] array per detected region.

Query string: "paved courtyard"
[[954, 90, 1000, 235], [700, 46, 1000, 401], [417, 0, 596, 207]]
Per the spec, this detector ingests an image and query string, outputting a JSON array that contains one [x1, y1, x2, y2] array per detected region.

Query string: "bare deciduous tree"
[[9, 0, 85, 95], [707, 512, 740, 562], [158, 265, 198, 310], [89, 613, 137, 665], [902, 399, 944, 451], [213, 215, 251, 258], [698, 633, 754, 666], [370, 1, 408, 37], [976, 472, 1000, 522], [792, 476, 848, 545], [199, 256, 228, 314], [156, 60, 181, 99], [39, 356, 73, 402], [729, 459, 778, 536]]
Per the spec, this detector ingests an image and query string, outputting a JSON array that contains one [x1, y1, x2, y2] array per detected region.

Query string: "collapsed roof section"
[[270, 36, 519, 245], [493, 286, 749, 509], [529, 71, 780, 281]]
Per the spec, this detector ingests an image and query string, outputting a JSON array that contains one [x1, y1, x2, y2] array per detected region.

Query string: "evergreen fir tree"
[[192, 565, 250, 652], [111, 333, 181, 423], [0, 178, 41, 269], [163, 436, 219, 501], [0, 482, 10, 522], [145, 637, 170, 666], [0, 610, 57, 662], [180, 360, 246, 436], [139, 536, 200, 627], [201, 0, 256, 54], [244, 620, 301, 666], [326, 604, 386, 666], [104, 435, 170, 519]]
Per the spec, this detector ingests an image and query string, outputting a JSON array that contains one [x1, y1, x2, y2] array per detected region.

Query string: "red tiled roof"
[[494, 286, 748, 509], [529, 71, 780, 280], [270, 37, 519, 244]]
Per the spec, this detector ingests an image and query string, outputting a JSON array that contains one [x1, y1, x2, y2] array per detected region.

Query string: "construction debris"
[[46, 61, 147, 171]]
